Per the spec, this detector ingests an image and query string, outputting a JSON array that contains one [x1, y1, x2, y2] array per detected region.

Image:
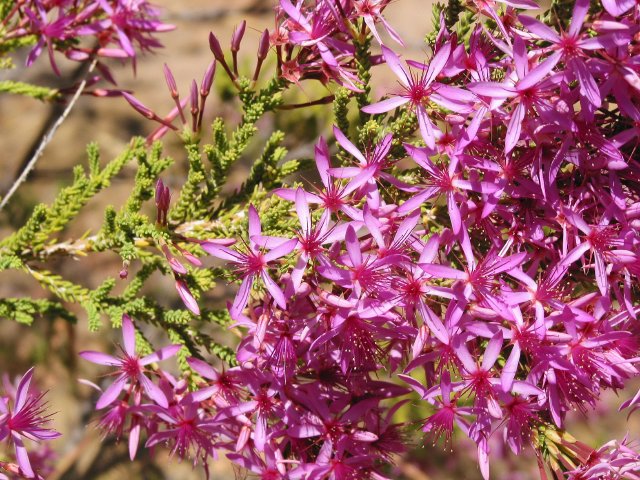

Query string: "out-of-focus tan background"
[[0, 0, 637, 478]]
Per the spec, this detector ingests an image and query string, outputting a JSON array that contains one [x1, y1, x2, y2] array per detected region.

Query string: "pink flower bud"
[[122, 92, 154, 119], [257, 29, 270, 60], [208, 32, 225, 61], [119, 261, 129, 279], [231, 20, 246, 53], [200, 60, 216, 98], [163, 63, 179, 99]]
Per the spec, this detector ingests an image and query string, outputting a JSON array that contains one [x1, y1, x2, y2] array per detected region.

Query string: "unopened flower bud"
[[119, 261, 129, 279], [257, 29, 270, 61], [231, 21, 246, 53], [208, 32, 225, 62], [190, 79, 199, 131], [163, 63, 179, 99], [200, 60, 216, 98], [122, 92, 154, 119]]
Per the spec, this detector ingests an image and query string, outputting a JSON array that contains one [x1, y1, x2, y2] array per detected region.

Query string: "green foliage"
[[0, 71, 303, 373], [0, 298, 76, 325], [0, 80, 61, 101], [333, 87, 352, 136], [353, 32, 372, 121]]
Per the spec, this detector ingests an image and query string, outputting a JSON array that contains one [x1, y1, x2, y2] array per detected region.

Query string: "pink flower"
[[79, 314, 181, 409], [0, 368, 60, 479]]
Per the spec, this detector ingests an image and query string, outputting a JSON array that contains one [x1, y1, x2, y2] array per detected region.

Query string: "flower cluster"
[[0, 369, 59, 480], [77, 0, 640, 478], [1, 0, 173, 83]]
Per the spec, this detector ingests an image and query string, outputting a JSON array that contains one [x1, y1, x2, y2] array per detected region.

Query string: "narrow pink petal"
[[594, 252, 608, 295], [129, 422, 141, 460], [230, 275, 253, 319], [12, 434, 34, 478], [397, 373, 429, 398], [602, 0, 634, 15], [96, 375, 127, 409], [261, 271, 287, 309], [315, 137, 332, 188], [571, 58, 601, 107], [447, 192, 462, 234], [289, 424, 324, 438], [361, 95, 409, 114], [482, 331, 504, 371], [121, 314, 136, 357], [425, 42, 451, 86], [247, 205, 261, 238], [560, 242, 591, 266], [417, 107, 437, 149], [138, 373, 168, 408], [14, 367, 34, 412], [468, 81, 517, 98], [176, 279, 200, 316], [419, 301, 449, 344], [453, 338, 477, 373], [419, 263, 466, 280], [140, 345, 181, 366], [263, 238, 298, 262], [398, 189, 438, 214], [186, 357, 218, 380], [363, 205, 384, 247], [381, 16, 405, 46], [441, 371, 452, 404], [513, 36, 528, 80], [501, 343, 521, 392], [393, 209, 420, 246], [161, 245, 187, 275], [505, 102, 526, 153], [295, 187, 311, 235], [517, 52, 561, 91], [511, 381, 543, 397], [518, 15, 560, 42], [79, 351, 122, 367], [568, 0, 589, 36], [345, 225, 362, 266], [352, 430, 379, 442], [404, 140, 435, 168], [381, 44, 410, 87], [290, 255, 308, 292], [478, 438, 490, 480], [333, 126, 366, 164]]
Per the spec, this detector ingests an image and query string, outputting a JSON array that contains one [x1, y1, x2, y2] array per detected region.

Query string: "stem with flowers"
[[2, 0, 640, 478]]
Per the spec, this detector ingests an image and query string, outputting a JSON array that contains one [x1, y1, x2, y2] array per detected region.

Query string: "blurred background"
[[0, 0, 637, 478]]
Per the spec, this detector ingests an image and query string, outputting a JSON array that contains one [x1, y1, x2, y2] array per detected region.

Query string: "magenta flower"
[[362, 44, 473, 148], [202, 205, 297, 318], [518, 0, 620, 107], [0, 368, 60, 479], [468, 36, 561, 152], [79, 314, 181, 409], [145, 399, 218, 463], [275, 137, 364, 221], [353, 0, 404, 46], [401, 371, 472, 448], [398, 143, 499, 234], [23, 4, 73, 75]]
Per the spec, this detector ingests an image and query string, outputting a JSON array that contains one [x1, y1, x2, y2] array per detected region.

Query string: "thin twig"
[[0, 218, 232, 260], [0, 58, 98, 212]]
